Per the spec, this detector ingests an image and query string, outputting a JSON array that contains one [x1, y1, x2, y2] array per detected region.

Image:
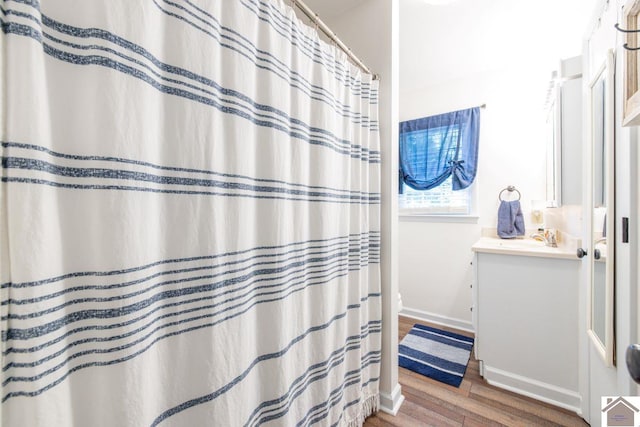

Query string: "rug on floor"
[[398, 323, 474, 387]]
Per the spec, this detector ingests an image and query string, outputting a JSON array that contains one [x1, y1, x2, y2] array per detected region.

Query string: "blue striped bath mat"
[[399, 324, 474, 387]]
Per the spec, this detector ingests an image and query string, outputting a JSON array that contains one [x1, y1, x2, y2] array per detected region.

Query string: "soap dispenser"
[[531, 200, 545, 229]]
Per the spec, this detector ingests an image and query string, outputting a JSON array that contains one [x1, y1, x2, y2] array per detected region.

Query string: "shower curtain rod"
[[291, 0, 379, 80]]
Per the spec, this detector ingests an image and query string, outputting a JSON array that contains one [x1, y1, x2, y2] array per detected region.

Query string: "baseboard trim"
[[483, 365, 582, 415], [379, 384, 404, 416], [400, 306, 473, 333]]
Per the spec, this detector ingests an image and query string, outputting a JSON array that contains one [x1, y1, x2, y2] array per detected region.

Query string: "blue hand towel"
[[497, 200, 525, 239]]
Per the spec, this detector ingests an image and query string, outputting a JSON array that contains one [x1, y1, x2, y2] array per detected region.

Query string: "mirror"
[[588, 50, 615, 367], [545, 83, 561, 204], [544, 56, 582, 207]]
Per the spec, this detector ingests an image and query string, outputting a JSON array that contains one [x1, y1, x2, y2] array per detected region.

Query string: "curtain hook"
[[615, 23, 640, 33]]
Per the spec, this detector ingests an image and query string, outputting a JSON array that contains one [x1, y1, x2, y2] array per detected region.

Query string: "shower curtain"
[[0, 0, 381, 426]]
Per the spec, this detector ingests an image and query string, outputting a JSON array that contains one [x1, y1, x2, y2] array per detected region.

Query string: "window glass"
[[399, 177, 471, 214]]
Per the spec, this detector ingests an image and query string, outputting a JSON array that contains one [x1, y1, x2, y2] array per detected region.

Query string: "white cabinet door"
[[475, 252, 581, 411]]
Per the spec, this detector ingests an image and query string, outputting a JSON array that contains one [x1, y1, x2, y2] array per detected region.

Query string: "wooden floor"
[[364, 316, 588, 427]]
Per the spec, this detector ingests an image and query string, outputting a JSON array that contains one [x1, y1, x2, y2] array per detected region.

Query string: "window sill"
[[398, 213, 479, 224]]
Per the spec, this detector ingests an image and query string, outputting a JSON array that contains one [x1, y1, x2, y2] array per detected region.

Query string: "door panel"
[[583, 48, 618, 426]]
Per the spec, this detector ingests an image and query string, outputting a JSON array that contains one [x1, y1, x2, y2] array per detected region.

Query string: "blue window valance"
[[399, 107, 480, 193]]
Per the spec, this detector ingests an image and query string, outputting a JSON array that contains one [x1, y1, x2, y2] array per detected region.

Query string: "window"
[[398, 107, 480, 216], [399, 176, 472, 214]]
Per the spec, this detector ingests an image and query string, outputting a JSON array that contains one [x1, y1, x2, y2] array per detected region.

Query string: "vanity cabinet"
[[471, 249, 581, 412]]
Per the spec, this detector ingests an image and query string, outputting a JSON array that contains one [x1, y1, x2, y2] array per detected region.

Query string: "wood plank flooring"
[[364, 316, 588, 427]]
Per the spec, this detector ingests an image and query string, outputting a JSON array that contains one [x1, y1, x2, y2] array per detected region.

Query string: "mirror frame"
[[587, 49, 615, 367]]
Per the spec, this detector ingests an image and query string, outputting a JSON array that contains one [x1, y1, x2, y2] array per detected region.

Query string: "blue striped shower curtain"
[[0, 0, 381, 426]]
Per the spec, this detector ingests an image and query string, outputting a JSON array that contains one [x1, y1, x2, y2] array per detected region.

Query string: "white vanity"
[[471, 237, 581, 413]]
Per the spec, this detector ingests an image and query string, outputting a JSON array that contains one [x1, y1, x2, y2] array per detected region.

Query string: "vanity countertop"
[[471, 236, 580, 260]]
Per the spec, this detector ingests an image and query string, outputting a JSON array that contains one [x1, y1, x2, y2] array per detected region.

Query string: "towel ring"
[[498, 186, 521, 201]]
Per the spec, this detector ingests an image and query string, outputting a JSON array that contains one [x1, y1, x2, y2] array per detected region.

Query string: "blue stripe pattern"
[[398, 324, 474, 388], [152, 0, 378, 128], [2, 232, 380, 402], [251, 352, 381, 427], [409, 327, 474, 351], [1, 231, 380, 291], [239, 0, 378, 101], [150, 315, 381, 427], [0, 1, 381, 164], [1, 142, 380, 204], [1, 0, 381, 425]]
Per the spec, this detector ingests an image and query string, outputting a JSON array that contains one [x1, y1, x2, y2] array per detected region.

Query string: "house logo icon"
[[602, 397, 640, 426]]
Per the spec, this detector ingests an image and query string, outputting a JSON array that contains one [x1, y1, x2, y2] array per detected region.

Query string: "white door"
[[582, 48, 631, 426], [582, 49, 615, 425]]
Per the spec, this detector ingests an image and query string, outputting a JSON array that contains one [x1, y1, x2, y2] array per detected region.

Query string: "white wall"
[[398, 0, 595, 328], [399, 68, 555, 328], [401, 68, 553, 227], [302, 0, 404, 414]]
